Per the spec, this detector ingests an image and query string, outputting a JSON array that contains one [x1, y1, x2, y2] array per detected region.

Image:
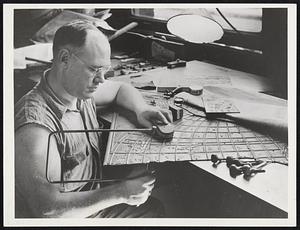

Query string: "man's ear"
[[57, 49, 71, 67]]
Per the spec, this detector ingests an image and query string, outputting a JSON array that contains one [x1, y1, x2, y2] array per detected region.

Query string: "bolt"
[[243, 161, 267, 177], [226, 157, 249, 167], [226, 157, 259, 168], [243, 168, 266, 177], [253, 160, 268, 169]]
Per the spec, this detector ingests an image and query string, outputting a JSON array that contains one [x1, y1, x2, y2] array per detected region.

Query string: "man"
[[15, 20, 172, 218]]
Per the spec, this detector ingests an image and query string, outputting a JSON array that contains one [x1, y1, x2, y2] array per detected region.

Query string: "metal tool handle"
[[108, 22, 138, 41]]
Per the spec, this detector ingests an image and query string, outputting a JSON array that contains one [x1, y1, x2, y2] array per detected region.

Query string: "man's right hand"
[[119, 173, 156, 206]]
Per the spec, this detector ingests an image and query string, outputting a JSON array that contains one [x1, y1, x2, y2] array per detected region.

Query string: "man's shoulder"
[[15, 89, 52, 131]]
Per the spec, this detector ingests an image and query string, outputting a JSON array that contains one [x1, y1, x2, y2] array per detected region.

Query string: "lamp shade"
[[167, 14, 224, 44]]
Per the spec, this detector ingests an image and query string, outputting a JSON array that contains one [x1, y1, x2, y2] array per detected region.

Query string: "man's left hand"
[[136, 106, 173, 128]]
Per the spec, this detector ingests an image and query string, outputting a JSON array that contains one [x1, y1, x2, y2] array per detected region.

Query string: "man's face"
[[62, 30, 111, 100]]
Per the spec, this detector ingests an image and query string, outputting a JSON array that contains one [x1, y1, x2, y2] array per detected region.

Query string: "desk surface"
[[106, 60, 288, 213], [112, 60, 274, 92]]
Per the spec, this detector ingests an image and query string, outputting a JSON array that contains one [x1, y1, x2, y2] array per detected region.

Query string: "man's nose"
[[93, 73, 105, 84]]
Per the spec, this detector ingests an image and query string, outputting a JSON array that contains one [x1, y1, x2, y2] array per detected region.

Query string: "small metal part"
[[210, 154, 228, 166], [174, 97, 184, 106], [167, 59, 187, 69], [211, 154, 220, 164], [150, 100, 156, 106], [164, 86, 203, 98], [226, 157, 257, 168], [169, 104, 183, 121], [113, 54, 129, 59], [230, 164, 258, 178], [188, 85, 203, 96], [243, 167, 266, 177], [139, 62, 146, 67], [228, 160, 267, 178], [254, 160, 268, 169], [229, 165, 244, 177]]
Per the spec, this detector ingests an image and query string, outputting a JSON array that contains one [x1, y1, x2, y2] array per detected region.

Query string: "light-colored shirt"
[[15, 70, 103, 193]]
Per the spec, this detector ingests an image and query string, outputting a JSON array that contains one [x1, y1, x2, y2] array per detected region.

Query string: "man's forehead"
[[85, 30, 110, 48], [75, 30, 111, 66]]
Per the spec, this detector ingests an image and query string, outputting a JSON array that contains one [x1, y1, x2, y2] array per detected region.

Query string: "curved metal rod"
[[45, 128, 155, 184], [216, 8, 241, 35]]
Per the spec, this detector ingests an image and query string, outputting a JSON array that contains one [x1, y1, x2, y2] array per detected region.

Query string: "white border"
[[3, 3, 297, 227]]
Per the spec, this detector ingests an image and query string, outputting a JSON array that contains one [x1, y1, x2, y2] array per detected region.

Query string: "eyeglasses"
[[71, 52, 111, 77]]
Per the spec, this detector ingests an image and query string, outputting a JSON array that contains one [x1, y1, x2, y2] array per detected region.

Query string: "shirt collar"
[[37, 69, 81, 119]]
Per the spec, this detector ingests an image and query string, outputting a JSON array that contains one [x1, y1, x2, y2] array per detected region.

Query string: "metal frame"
[[45, 128, 153, 184]]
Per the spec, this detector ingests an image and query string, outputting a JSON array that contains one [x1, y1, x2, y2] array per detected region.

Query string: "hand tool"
[[243, 161, 267, 177], [226, 156, 261, 167], [167, 59, 186, 69], [163, 85, 203, 98], [169, 104, 183, 121]]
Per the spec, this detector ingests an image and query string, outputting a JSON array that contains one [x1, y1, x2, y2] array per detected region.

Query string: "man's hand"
[[136, 105, 173, 128], [119, 173, 156, 206]]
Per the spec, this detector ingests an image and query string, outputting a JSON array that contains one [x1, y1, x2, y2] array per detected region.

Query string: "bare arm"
[[15, 124, 155, 218], [94, 80, 172, 127]]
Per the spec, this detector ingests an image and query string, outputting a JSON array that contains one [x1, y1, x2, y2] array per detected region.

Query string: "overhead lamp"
[[167, 14, 224, 44]]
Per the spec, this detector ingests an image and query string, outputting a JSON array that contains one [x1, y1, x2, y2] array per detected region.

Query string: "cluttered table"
[[100, 60, 288, 214], [14, 41, 288, 215], [12, 7, 291, 217]]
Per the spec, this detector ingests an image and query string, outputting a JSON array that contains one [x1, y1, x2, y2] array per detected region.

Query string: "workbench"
[[101, 60, 289, 217], [14, 46, 290, 217]]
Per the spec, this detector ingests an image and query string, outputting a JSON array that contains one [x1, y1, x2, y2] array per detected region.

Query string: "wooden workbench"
[[105, 60, 289, 216]]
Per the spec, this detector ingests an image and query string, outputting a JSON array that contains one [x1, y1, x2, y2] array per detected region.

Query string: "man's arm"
[[94, 80, 172, 127], [15, 124, 155, 218]]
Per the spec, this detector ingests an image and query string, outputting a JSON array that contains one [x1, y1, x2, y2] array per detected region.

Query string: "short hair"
[[52, 20, 101, 56]]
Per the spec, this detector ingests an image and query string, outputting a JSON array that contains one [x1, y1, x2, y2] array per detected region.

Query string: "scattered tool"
[[226, 156, 260, 168], [211, 154, 257, 167], [167, 59, 186, 69], [243, 167, 266, 178], [229, 165, 246, 177], [210, 154, 268, 179], [162, 85, 203, 98], [228, 159, 267, 178], [169, 104, 183, 121], [229, 164, 259, 177], [211, 154, 226, 166], [243, 161, 267, 178], [173, 92, 239, 116], [174, 97, 185, 106]]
